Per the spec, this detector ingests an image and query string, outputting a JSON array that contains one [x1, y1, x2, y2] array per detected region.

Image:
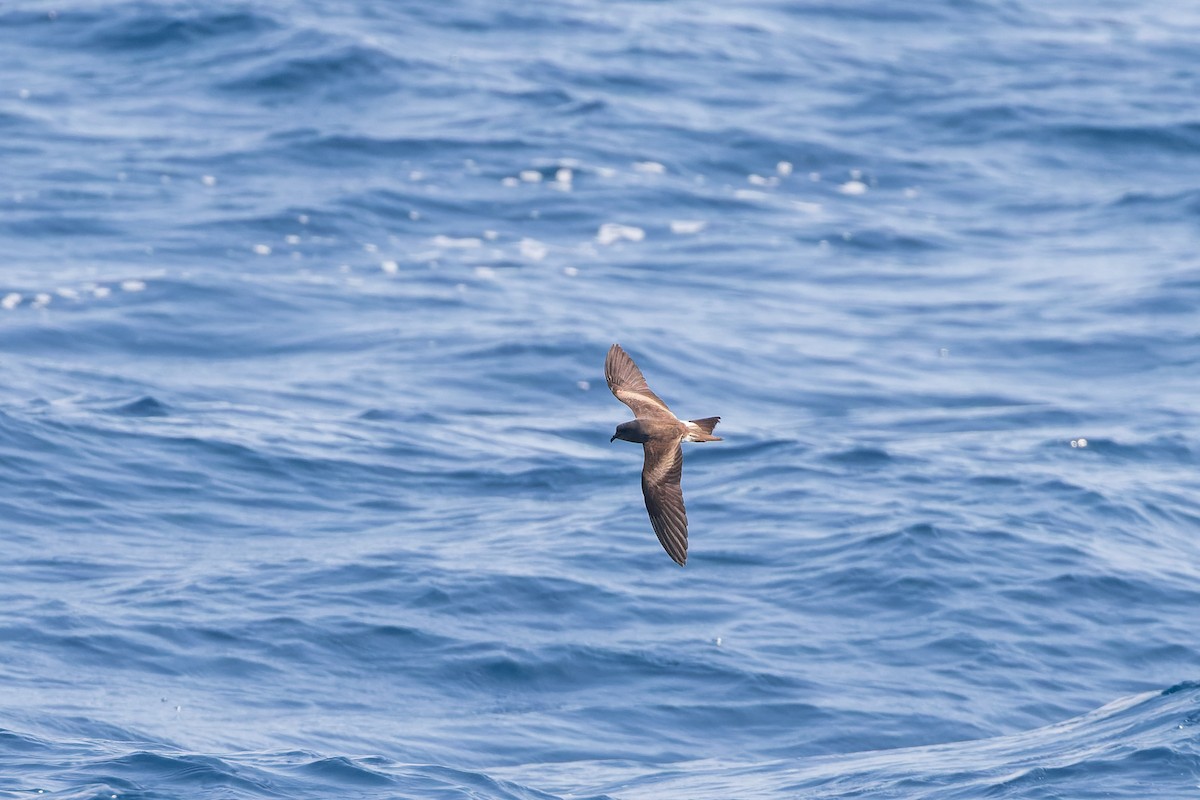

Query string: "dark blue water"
[[2, 1, 1199, 797]]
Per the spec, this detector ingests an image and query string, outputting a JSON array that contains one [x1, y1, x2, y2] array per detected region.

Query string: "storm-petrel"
[[605, 344, 721, 566]]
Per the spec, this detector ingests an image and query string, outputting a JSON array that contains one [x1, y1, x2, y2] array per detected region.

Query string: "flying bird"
[[605, 344, 721, 566]]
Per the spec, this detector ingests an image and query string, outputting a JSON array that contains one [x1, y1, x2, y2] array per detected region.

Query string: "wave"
[[0, 729, 580, 799], [554, 683, 1200, 799]]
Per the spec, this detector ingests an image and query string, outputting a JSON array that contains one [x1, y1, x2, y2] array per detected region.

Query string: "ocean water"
[[2, 0, 1199, 797]]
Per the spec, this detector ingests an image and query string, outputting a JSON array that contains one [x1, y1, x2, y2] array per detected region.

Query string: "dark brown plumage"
[[605, 344, 721, 566]]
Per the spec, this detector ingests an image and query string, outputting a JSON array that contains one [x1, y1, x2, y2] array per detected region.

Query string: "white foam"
[[904, 187, 920, 199], [634, 161, 666, 174], [809, 171, 821, 182], [519, 238, 548, 261], [555, 168, 573, 184], [409, 210, 421, 220], [596, 223, 645, 245], [596, 166, 617, 179], [297, 214, 310, 225], [483, 230, 498, 241], [18, 88, 30, 100], [32, 293, 51, 308], [409, 170, 425, 181], [563, 266, 579, 277], [519, 169, 542, 183], [432, 235, 482, 249], [748, 174, 779, 187], [670, 220, 707, 234], [252, 244, 271, 255], [473, 266, 497, 279], [791, 200, 823, 215], [201, 175, 217, 187], [777, 161, 794, 176], [121, 280, 146, 292], [93, 286, 111, 298], [285, 234, 301, 245], [381, 260, 399, 274], [1, 293, 21, 310], [501, 176, 520, 187], [838, 180, 868, 195], [734, 189, 770, 202], [56, 288, 80, 300], [363, 243, 379, 253], [576, 380, 590, 391]]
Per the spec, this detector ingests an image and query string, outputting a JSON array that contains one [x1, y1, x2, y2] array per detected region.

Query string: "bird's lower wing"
[[641, 441, 688, 566]]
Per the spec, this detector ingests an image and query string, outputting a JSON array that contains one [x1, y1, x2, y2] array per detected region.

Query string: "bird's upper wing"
[[606, 344, 674, 420], [641, 438, 688, 566]]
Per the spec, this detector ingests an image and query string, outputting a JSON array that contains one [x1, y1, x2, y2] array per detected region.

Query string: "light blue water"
[[2, 1, 1199, 797]]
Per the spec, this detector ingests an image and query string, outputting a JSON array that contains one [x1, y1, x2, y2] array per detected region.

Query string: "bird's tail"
[[686, 416, 722, 442]]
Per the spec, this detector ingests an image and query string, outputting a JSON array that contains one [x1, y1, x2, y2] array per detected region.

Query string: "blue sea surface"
[[2, 1, 1200, 797]]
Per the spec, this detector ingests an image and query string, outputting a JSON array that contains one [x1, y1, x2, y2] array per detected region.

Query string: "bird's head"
[[611, 420, 649, 444]]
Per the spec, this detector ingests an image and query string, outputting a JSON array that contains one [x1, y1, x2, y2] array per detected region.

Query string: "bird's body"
[[605, 344, 721, 566]]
